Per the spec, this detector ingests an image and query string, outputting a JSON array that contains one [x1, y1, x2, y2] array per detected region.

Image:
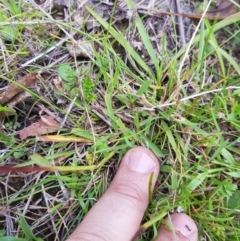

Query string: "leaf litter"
[[18, 115, 60, 140], [0, 73, 38, 106]]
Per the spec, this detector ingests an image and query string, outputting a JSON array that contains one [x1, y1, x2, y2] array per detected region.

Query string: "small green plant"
[[58, 63, 77, 93], [82, 76, 97, 102], [0, 10, 18, 41], [0, 0, 22, 42], [0, 105, 15, 115], [58, 64, 97, 102]]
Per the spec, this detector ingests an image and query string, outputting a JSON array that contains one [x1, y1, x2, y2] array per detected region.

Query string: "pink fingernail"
[[128, 151, 156, 173]]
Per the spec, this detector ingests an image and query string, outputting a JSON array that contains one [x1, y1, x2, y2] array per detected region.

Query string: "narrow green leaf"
[[55, 165, 96, 172], [0, 238, 26, 241], [30, 153, 52, 167], [221, 148, 237, 166], [164, 12, 240, 73], [139, 133, 165, 157], [171, 170, 178, 190], [217, 47, 240, 75], [187, 172, 208, 191], [136, 81, 152, 96], [85, 6, 154, 80], [18, 215, 37, 240], [225, 172, 240, 178], [125, 0, 158, 72], [148, 172, 154, 203], [161, 121, 181, 161], [104, 94, 118, 130]]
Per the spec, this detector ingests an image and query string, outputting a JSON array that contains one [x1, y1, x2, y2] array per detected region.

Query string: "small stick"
[[136, 6, 228, 20], [174, 0, 186, 46], [21, 37, 69, 67]]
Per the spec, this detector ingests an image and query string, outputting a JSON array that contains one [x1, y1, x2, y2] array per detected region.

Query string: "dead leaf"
[[18, 115, 60, 140], [0, 73, 38, 106], [7, 92, 32, 108], [36, 135, 93, 143], [207, 0, 239, 19], [40, 115, 60, 127]]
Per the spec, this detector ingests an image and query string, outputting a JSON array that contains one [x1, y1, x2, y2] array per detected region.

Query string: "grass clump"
[[0, 0, 240, 240]]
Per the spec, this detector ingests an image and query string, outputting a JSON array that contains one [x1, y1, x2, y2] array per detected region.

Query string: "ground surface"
[[0, 0, 240, 240]]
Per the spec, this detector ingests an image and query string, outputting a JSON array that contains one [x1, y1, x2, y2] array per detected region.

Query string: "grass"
[[0, 0, 240, 240]]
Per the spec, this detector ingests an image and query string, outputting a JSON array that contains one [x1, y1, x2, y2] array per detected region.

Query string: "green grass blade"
[[0, 238, 27, 241], [187, 172, 208, 192], [164, 12, 240, 73], [18, 214, 38, 241], [85, 6, 154, 80]]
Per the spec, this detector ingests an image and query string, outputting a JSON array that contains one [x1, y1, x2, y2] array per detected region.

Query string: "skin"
[[66, 146, 198, 241]]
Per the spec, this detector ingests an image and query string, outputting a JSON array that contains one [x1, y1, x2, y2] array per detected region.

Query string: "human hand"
[[66, 146, 198, 241]]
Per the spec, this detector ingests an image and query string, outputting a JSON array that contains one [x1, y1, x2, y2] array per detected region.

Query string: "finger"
[[66, 146, 160, 241], [155, 213, 198, 241]]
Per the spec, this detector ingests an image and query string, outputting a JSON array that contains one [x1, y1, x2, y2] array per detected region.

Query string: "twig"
[[136, 4, 227, 20], [174, 0, 186, 46], [21, 37, 69, 67]]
